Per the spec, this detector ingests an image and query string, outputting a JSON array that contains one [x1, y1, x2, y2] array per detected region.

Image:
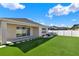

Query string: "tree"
[[71, 24, 79, 30]]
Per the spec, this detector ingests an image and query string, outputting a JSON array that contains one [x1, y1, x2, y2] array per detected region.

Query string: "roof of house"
[[48, 26, 70, 30], [0, 18, 48, 27]]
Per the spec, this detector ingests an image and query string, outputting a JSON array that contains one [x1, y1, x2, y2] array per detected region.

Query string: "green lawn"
[[0, 36, 79, 56]]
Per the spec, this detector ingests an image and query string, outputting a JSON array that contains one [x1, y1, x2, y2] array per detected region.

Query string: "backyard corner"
[[0, 36, 79, 56]]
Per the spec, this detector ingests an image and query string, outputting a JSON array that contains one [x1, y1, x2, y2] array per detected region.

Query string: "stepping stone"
[[0, 45, 6, 48], [6, 41, 14, 45], [8, 43, 14, 45], [6, 41, 12, 44]]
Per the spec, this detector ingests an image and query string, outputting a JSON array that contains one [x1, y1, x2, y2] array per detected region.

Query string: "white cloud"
[[0, 3, 25, 10], [69, 3, 79, 13], [47, 3, 79, 18]]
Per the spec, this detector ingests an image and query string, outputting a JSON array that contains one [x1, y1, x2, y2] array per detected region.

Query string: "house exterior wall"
[[0, 21, 8, 44], [7, 24, 16, 40], [30, 27, 33, 36], [0, 22, 2, 43], [38, 27, 42, 36], [38, 26, 48, 36], [27, 26, 48, 37], [32, 27, 39, 37]]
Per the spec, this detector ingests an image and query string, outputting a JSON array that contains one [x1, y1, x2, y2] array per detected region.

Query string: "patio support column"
[[0, 21, 8, 44], [46, 27, 48, 34], [38, 27, 42, 36], [30, 27, 33, 36]]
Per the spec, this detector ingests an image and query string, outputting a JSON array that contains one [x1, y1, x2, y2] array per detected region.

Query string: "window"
[[17, 27, 20, 29], [42, 31, 46, 33], [16, 27, 23, 37], [22, 27, 26, 29], [16, 27, 30, 37], [42, 28, 47, 33], [27, 28, 30, 36], [42, 28, 46, 30]]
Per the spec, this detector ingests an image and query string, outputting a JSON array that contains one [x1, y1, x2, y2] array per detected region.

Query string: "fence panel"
[[72, 30, 79, 37], [52, 30, 79, 37], [64, 30, 72, 36]]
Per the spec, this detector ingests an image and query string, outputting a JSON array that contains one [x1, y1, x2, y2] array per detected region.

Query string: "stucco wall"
[[0, 22, 2, 43], [0, 27, 2, 43], [38, 26, 48, 36], [30, 27, 33, 36], [32, 27, 39, 37], [0, 21, 8, 44], [7, 24, 16, 40]]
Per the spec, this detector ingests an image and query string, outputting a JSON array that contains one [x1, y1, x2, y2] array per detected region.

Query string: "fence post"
[[71, 30, 72, 37], [63, 30, 64, 36]]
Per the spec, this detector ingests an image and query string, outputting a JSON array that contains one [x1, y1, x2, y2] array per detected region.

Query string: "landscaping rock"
[[0, 45, 6, 48], [6, 41, 14, 45], [8, 43, 14, 45]]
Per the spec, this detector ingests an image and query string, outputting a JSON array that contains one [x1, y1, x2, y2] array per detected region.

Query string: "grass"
[[0, 42, 1, 46], [0, 36, 79, 56]]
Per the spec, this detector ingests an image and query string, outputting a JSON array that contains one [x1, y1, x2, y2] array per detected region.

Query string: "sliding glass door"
[[16, 26, 30, 37]]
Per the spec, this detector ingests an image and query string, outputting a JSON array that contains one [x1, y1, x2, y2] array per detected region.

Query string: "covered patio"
[[0, 18, 42, 44], [7, 24, 39, 42]]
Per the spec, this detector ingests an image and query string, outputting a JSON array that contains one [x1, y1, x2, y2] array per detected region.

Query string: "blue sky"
[[0, 3, 79, 27]]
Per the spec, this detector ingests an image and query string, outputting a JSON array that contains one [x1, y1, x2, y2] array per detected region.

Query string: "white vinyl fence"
[[51, 30, 79, 37]]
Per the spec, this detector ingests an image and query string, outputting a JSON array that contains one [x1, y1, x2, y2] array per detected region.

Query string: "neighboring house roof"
[[0, 18, 47, 27], [71, 24, 79, 30], [48, 26, 70, 30]]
